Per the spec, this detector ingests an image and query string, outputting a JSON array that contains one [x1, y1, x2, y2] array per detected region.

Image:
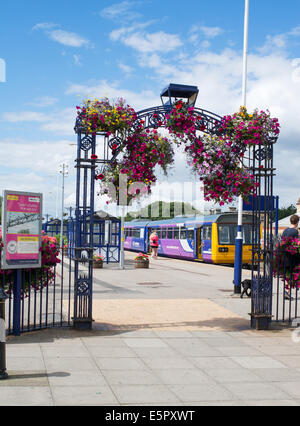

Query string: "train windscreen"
[[218, 224, 254, 245]]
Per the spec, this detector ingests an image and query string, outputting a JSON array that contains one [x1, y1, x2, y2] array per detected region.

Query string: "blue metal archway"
[[73, 84, 278, 330]]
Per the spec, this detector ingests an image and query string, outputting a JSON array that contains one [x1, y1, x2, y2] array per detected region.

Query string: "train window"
[[154, 229, 161, 239], [180, 228, 187, 239], [218, 225, 231, 244], [134, 229, 141, 238], [187, 229, 194, 240], [167, 228, 173, 239], [173, 228, 179, 239], [161, 228, 167, 239], [203, 226, 212, 240]]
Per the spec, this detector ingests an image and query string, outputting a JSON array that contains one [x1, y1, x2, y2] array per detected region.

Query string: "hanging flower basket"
[[98, 129, 174, 206], [186, 134, 258, 204], [220, 106, 280, 150], [76, 97, 137, 136], [134, 253, 150, 269], [165, 100, 197, 141]]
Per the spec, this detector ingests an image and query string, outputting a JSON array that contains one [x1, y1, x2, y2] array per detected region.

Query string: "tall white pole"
[[59, 163, 68, 251], [120, 205, 125, 270], [61, 164, 65, 251], [242, 0, 250, 107], [234, 0, 249, 293]]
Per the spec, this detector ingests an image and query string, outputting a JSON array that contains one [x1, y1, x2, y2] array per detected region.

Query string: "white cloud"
[[32, 22, 58, 31], [2, 111, 49, 123], [118, 62, 133, 75], [49, 30, 91, 48], [100, 1, 141, 22], [73, 54, 82, 66], [33, 23, 92, 48], [2, 107, 76, 136], [28, 96, 58, 108], [40, 108, 76, 136], [200, 25, 224, 39], [110, 26, 182, 53], [66, 80, 158, 111]]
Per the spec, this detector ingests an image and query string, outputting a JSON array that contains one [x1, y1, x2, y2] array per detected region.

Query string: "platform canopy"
[[160, 83, 199, 108]]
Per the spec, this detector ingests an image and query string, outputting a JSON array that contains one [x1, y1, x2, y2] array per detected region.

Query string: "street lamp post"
[[234, 0, 250, 294]]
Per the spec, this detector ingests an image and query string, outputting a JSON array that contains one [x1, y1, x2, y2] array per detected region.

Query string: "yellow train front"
[[125, 213, 255, 265]]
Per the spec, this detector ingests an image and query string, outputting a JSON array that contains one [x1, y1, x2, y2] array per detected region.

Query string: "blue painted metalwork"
[[72, 132, 97, 330], [248, 138, 278, 329], [74, 83, 280, 331]]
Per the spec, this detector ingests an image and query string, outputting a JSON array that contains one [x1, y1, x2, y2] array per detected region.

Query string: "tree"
[[277, 204, 297, 221], [0, 196, 2, 225], [124, 201, 201, 222]]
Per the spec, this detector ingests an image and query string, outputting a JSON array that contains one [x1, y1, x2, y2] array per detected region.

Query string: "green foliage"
[[55, 234, 68, 247], [276, 204, 297, 221], [125, 201, 201, 222]]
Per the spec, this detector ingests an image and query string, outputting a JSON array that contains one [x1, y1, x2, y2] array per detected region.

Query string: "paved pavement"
[[2, 327, 300, 406], [2, 253, 300, 406]]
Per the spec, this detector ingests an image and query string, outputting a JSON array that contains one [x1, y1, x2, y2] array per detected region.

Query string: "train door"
[[197, 227, 203, 260], [147, 227, 152, 254]]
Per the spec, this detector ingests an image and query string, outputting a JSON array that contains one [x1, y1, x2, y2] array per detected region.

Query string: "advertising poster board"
[[1, 190, 43, 270]]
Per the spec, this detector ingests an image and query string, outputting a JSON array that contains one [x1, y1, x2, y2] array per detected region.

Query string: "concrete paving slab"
[[123, 338, 169, 348], [223, 382, 291, 401], [130, 346, 180, 358], [154, 368, 214, 385], [216, 345, 265, 357], [231, 356, 288, 369], [273, 356, 300, 368], [86, 346, 138, 358], [204, 368, 262, 384], [44, 357, 97, 372], [51, 385, 119, 406], [94, 357, 148, 371], [188, 356, 243, 370], [48, 370, 108, 387], [0, 387, 53, 406], [142, 357, 195, 370], [0, 371, 49, 387], [101, 370, 162, 386], [245, 400, 300, 406], [111, 384, 181, 405], [275, 382, 300, 399], [251, 368, 300, 382], [169, 384, 235, 402], [6, 357, 45, 371]]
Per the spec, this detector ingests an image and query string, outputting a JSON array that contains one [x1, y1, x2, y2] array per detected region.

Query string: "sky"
[[0, 0, 300, 217]]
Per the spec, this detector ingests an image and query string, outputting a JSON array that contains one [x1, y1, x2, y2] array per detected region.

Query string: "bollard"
[[0, 286, 8, 380]]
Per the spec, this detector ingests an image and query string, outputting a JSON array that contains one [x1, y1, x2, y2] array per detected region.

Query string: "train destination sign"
[[1, 190, 43, 270]]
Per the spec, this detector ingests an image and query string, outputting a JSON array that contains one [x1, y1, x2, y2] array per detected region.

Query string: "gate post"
[[250, 139, 277, 330], [73, 131, 96, 330]]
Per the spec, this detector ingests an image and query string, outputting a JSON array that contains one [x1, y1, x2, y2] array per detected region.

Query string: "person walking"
[[150, 230, 159, 260], [282, 215, 299, 238], [282, 215, 299, 300]]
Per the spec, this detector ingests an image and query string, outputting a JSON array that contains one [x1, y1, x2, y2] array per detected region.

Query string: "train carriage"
[[124, 213, 256, 265]]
